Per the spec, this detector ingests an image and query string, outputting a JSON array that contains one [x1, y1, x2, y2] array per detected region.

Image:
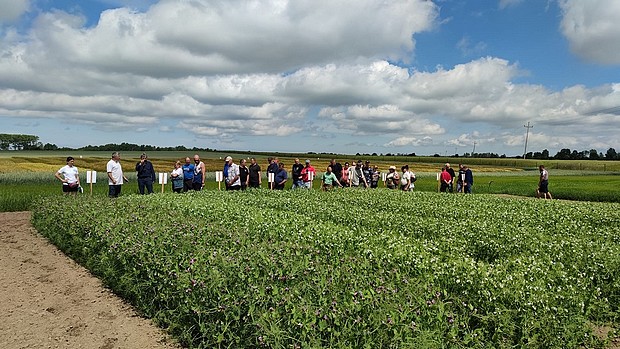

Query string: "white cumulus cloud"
[[0, 0, 29, 22], [559, 0, 620, 65]]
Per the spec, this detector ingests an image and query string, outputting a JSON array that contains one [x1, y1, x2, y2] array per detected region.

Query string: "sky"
[[0, 0, 619, 156]]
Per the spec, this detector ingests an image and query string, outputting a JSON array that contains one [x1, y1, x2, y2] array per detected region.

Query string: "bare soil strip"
[[0, 211, 181, 349]]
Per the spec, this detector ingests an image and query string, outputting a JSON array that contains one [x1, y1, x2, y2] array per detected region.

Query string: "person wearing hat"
[[300, 159, 316, 189], [135, 152, 156, 195], [225, 156, 241, 190], [385, 165, 399, 189]]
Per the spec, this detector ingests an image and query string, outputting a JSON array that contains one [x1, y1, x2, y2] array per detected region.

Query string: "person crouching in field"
[[55, 156, 80, 195], [537, 165, 552, 199]]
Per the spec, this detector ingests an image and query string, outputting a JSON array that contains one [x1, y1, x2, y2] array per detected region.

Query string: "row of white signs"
[[84, 171, 464, 185]]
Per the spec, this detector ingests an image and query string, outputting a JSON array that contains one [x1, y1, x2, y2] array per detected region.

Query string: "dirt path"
[[0, 211, 181, 349]]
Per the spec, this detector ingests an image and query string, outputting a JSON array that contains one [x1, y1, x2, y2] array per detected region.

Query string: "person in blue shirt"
[[181, 157, 195, 192], [274, 162, 288, 190], [135, 153, 156, 194]]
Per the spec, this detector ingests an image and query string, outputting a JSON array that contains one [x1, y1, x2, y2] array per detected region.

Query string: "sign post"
[[308, 171, 314, 189], [460, 173, 465, 193], [268, 172, 275, 190], [158, 173, 168, 193], [436, 173, 441, 192], [86, 170, 96, 195], [215, 171, 224, 191]]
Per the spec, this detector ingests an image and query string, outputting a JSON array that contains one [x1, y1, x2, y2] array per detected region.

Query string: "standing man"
[[457, 164, 474, 194], [300, 159, 316, 189], [440, 167, 452, 192], [330, 159, 343, 184], [135, 153, 156, 195], [267, 157, 278, 189], [362, 161, 373, 188], [225, 156, 241, 190], [274, 162, 288, 190], [350, 160, 367, 188], [107, 152, 128, 198], [182, 157, 195, 192], [55, 156, 80, 195], [248, 157, 261, 188], [445, 163, 456, 193], [537, 165, 552, 199], [239, 158, 249, 191], [291, 158, 305, 189], [192, 154, 206, 191]]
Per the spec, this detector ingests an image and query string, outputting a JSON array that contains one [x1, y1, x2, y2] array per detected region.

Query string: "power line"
[[523, 122, 533, 160], [583, 105, 620, 116]]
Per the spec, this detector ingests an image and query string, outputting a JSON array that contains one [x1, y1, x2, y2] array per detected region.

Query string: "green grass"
[[1, 171, 619, 212]]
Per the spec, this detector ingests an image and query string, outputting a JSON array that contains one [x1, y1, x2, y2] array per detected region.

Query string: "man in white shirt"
[[225, 156, 241, 190], [107, 152, 129, 197], [55, 156, 80, 195]]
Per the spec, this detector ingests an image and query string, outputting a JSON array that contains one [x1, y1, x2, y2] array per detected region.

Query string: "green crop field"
[[32, 190, 620, 348]]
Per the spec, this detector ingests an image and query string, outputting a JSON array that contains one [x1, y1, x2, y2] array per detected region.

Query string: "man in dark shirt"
[[248, 157, 261, 188], [330, 159, 343, 183], [445, 163, 456, 193], [135, 153, 156, 194], [291, 158, 304, 189], [267, 157, 278, 189]]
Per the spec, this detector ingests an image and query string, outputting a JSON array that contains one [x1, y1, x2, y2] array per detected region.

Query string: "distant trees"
[[0, 134, 40, 150], [2, 132, 619, 161]]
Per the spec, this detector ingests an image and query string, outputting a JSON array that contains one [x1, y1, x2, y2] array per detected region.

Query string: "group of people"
[[54, 152, 550, 199], [439, 163, 474, 193]]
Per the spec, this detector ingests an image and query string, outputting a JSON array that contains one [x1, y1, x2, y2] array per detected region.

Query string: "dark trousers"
[[192, 182, 203, 191], [108, 185, 122, 198], [138, 178, 154, 194], [183, 179, 194, 192]]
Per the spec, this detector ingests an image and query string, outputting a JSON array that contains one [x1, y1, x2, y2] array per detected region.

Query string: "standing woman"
[[55, 156, 80, 195], [400, 165, 412, 191], [171, 161, 184, 193]]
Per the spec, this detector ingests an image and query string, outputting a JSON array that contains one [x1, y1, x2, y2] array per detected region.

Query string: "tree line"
[[1, 133, 618, 160]]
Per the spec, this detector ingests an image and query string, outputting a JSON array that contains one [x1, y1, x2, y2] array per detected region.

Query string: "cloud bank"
[[0, 0, 618, 154]]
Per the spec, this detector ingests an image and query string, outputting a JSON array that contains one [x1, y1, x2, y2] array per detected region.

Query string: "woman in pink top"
[[341, 162, 350, 187]]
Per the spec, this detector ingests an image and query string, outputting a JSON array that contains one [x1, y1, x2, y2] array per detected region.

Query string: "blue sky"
[[1, 0, 619, 156]]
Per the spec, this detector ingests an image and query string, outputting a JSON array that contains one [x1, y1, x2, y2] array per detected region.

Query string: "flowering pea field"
[[32, 190, 619, 348]]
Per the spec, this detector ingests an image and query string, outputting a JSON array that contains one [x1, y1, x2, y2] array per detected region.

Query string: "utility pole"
[[523, 122, 533, 159]]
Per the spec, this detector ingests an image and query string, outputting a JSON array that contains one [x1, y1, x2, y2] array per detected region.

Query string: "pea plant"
[[32, 190, 620, 348]]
